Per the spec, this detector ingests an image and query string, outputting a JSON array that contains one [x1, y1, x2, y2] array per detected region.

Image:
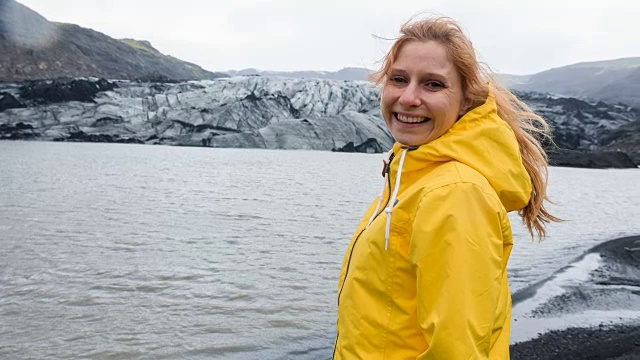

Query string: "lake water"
[[1, 141, 639, 359]]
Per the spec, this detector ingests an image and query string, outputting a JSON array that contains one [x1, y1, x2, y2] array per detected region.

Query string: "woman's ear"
[[459, 96, 473, 116]]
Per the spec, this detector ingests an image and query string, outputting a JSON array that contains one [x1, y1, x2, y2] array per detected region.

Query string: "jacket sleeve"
[[409, 182, 506, 360]]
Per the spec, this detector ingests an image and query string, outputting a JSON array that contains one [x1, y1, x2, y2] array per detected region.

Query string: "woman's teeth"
[[396, 113, 429, 123]]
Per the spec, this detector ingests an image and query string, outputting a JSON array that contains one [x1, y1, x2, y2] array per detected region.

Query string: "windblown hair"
[[371, 16, 560, 240]]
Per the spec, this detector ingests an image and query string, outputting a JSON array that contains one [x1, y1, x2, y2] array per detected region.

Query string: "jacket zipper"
[[332, 152, 395, 359]]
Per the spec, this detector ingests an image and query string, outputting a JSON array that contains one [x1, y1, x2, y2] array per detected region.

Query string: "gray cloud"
[[18, 0, 640, 75]]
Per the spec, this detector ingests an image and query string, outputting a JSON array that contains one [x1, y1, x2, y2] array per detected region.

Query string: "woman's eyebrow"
[[388, 67, 448, 79]]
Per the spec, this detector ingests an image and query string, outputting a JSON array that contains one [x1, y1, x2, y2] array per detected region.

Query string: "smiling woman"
[[333, 16, 560, 360], [380, 40, 469, 147]]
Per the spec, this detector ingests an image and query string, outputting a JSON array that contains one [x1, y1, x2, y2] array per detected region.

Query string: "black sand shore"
[[510, 235, 640, 360], [510, 324, 640, 360]]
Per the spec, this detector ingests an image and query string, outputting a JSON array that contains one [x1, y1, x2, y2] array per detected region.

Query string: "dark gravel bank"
[[510, 324, 640, 360], [511, 235, 640, 359]]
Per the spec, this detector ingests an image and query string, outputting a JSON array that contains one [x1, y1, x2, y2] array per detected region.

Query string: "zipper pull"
[[381, 152, 395, 177]]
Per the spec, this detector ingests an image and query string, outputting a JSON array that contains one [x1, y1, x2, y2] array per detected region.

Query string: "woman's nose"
[[398, 83, 421, 107]]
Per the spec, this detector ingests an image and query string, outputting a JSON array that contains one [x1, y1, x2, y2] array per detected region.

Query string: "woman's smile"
[[394, 112, 431, 124]]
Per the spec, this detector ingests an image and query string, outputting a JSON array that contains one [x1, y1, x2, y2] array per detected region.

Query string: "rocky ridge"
[[0, 0, 226, 82], [508, 57, 640, 109], [225, 67, 371, 81]]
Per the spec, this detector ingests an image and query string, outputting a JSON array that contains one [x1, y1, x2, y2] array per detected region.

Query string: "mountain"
[[226, 67, 372, 81], [0, 76, 638, 167], [507, 57, 640, 108], [230, 59, 640, 112], [0, 0, 227, 82]]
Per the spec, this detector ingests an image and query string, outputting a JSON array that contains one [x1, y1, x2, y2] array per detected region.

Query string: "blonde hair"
[[371, 16, 560, 239]]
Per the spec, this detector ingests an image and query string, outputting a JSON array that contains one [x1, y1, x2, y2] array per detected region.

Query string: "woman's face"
[[381, 40, 468, 147]]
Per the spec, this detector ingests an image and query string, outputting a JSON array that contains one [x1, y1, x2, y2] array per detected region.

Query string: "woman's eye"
[[425, 81, 444, 89], [389, 76, 407, 84]]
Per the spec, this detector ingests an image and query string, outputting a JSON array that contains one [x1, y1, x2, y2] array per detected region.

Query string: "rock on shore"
[[549, 149, 637, 169]]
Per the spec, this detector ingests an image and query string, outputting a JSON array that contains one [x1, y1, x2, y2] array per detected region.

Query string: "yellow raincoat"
[[334, 94, 532, 359]]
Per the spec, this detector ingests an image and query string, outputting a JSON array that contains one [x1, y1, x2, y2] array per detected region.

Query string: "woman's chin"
[[394, 137, 429, 147], [391, 130, 434, 147]]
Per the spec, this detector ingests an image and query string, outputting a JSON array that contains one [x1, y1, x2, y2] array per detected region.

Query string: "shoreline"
[[1, 139, 639, 169], [510, 235, 640, 359], [510, 323, 640, 360]]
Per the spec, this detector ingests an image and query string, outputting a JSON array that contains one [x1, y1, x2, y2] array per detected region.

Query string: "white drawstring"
[[384, 148, 408, 250]]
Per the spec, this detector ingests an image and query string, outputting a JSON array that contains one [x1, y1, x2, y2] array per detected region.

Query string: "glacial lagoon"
[[1, 141, 639, 359]]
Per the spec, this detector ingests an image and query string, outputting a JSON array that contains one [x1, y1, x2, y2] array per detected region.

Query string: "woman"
[[334, 16, 558, 359]]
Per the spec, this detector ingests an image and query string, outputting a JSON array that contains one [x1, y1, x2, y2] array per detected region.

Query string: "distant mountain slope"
[[508, 57, 640, 108], [226, 67, 372, 81], [0, 0, 227, 81]]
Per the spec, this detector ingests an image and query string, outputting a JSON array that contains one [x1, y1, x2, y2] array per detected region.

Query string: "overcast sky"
[[17, 0, 640, 75]]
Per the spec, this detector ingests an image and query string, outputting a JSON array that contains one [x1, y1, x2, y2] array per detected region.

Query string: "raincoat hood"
[[389, 93, 532, 212]]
